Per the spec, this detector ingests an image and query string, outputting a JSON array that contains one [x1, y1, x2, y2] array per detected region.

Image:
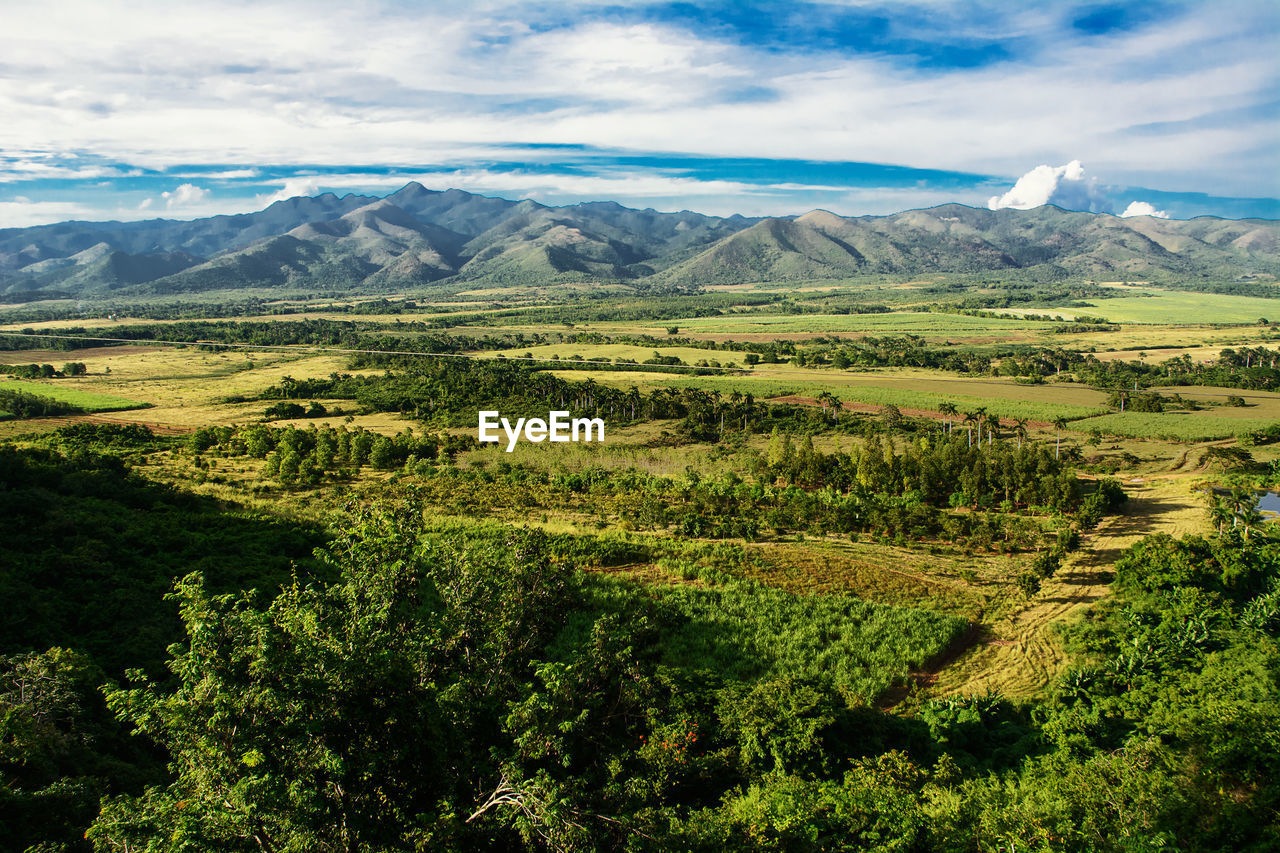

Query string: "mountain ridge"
[[2, 183, 1276, 299]]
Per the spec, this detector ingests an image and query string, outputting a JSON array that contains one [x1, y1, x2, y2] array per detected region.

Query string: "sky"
[[1, 0, 1277, 227]]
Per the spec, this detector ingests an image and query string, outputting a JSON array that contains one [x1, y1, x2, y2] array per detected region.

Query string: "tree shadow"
[[0, 445, 328, 675]]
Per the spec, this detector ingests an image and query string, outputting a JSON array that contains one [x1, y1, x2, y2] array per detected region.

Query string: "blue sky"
[[1, 0, 1277, 226]]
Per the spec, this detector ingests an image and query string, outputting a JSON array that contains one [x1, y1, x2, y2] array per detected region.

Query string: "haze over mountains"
[[1, 183, 1276, 301]]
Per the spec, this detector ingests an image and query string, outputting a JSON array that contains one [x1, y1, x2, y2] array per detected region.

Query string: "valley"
[[2, 187, 1278, 851]]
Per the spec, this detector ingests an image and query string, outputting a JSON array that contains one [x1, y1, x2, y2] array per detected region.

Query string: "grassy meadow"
[[1066, 285, 1280, 324]]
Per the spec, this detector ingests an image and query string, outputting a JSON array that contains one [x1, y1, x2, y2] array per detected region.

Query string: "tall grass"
[[649, 574, 968, 702]]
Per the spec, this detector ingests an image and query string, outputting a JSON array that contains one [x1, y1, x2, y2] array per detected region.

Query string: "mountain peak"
[[796, 209, 848, 228], [388, 181, 435, 199]]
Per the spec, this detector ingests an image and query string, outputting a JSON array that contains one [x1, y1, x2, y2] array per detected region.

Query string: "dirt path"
[[926, 475, 1208, 698]]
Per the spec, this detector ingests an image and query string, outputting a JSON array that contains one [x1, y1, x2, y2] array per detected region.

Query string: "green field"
[[478, 342, 747, 366], [1071, 411, 1278, 441], [0, 378, 148, 412], [1065, 288, 1280, 325], [616, 311, 1059, 337]]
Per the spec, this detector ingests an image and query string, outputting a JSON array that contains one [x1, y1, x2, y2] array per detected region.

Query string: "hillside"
[[1, 185, 1277, 300]]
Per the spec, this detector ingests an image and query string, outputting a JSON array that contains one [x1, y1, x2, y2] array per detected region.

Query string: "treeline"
[[189, 423, 476, 487], [970, 344, 1280, 392], [339, 434, 1115, 550], [0, 319, 514, 352], [0, 361, 87, 378], [246, 360, 930, 441]]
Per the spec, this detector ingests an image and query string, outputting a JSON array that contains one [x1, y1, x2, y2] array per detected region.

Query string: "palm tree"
[[962, 411, 978, 448], [938, 402, 958, 435], [1205, 493, 1233, 536], [1239, 504, 1265, 543], [1053, 417, 1069, 460], [1226, 488, 1261, 541], [826, 392, 841, 422], [986, 416, 1001, 446], [1013, 418, 1028, 449], [817, 391, 839, 422], [1226, 488, 1251, 527]]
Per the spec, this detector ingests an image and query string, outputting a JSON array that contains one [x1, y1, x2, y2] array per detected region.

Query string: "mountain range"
[[1, 183, 1277, 300]]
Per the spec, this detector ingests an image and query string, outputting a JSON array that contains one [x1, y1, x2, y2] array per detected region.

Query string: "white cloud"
[[987, 160, 1112, 213], [0, 0, 1274, 208], [137, 197, 153, 210], [0, 199, 94, 226], [262, 177, 324, 204], [1120, 200, 1170, 218], [161, 183, 209, 207]]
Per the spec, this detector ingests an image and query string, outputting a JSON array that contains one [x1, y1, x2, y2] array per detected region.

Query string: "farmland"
[[1071, 411, 1279, 441], [1060, 285, 1280, 324], [2, 280, 1279, 851], [0, 377, 147, 413]]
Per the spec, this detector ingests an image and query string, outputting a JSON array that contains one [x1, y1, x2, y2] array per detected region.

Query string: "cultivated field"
[[0, 377, 146, 412]]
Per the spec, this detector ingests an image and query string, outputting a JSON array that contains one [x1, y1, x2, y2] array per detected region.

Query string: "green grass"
[[0, 379, 148, 413], [1071, 411, 1278, 441], [1065, 288, 1279, 325], [477, 342, 745, 366], [629, 311, 1057, 336]]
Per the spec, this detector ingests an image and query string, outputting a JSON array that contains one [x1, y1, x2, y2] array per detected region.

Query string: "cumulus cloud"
[[1120, 200, 1169, 218], [161, 183, 208, 207], [988, 160, 1112, 213], [263, 177, 323, 204]]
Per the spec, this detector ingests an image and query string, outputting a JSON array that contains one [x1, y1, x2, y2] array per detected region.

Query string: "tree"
[[817, 391, 841, 422], [1225, 488, 1264, 543], [962, 412, 978, 448], [91, 504, 578, 852], [938, 402, 958, 435], [1013, 418, 1028, 450], [1053, 417, 1069, 461], [277, 449, 301, 483], [1205, 493, 1233, 536], [370, 435, 396, 469], [1, 648, 117, 853]]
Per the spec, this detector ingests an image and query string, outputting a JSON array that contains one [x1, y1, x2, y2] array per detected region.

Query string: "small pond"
[[1258, 491, 1280, 518]]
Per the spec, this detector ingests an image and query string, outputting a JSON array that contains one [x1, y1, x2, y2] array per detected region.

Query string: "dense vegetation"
[[3, 483, 1269, 851]]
